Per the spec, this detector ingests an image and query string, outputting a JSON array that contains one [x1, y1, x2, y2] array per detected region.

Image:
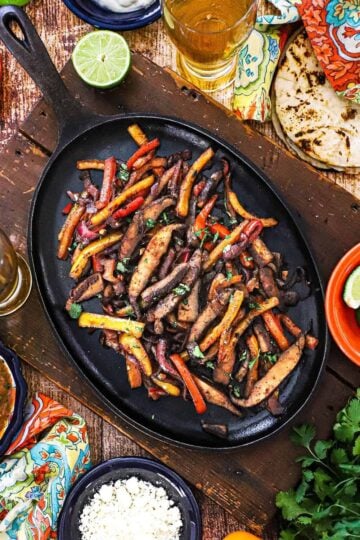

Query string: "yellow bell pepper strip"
[[170, 354, 207, 414], [57, 204, 85, 260], [76, 159, 105, 170], [78, 313, 144, 338], [193, 194, 218, 240], [233, 297, 280, 340], [70, 232, 122, 279], [90, 175, 155, 227], [127, 123, 148, 146], [119, 334, 152, 376], [152, 377, 181, 397], [127, 138, 160, 170], [203, 220, 249, 271], [176, 147, 215, 218], [200, 289, 244, 352], [228, 190, 278, 227]]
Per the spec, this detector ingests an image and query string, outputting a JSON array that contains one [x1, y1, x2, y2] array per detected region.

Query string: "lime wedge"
[[72, 31, 131, 89], [343, 265, 360, 309]]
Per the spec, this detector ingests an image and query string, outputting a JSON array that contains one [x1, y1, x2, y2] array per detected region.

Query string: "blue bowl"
[[62, 0, 161, 30], [58, 456, 202, 539], [0, 342, 27, 457]]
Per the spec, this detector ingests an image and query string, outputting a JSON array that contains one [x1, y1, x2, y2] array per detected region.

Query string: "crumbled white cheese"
[[79, 476, 183, 540]]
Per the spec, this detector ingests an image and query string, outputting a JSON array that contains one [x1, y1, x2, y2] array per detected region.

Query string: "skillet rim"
[[28, 112, 329, 450]]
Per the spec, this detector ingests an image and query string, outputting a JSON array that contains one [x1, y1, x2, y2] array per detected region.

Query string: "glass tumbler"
[[0, 229, 32, 316], [163, 0, 257, 92]]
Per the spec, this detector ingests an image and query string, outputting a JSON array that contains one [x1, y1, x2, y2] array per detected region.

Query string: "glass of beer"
[[0, 229, 32, 317], [163, 0, 257, 92]]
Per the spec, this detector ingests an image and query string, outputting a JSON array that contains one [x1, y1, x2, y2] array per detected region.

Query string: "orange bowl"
[[325, 243, 360, 366]]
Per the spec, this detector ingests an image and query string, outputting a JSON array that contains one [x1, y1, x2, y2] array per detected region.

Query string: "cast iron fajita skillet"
[[0, 6, 328, 449]]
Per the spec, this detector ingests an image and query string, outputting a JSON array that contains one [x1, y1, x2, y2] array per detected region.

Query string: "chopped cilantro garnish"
[[213, 231, 219, 243], [248, 301, 261, 310], [172, 283, 191, 296], [69, 302, 82, 320], [205, 360, 215, 370], [117, 163, 129, 182], [238, 350, 248, 363], [226, 271, 233, 279], [146, 218, 156, 229], [248, 354, 259, 369], [261, 352, 278, 364], [231, 383, 242, 398], [116, 261, 128, 273], [192, 345, 205, 359]]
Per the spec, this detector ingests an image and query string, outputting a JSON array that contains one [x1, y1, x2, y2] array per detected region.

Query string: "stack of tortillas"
[[272, 29, 360, 174]]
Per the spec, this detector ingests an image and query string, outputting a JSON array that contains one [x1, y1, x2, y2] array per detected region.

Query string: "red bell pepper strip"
[[208, 222, 230, 239], [91, 254, 103, 273], [127, 138, 160, 170], [112, 196, 144, 220], [170, 354, 207, 414], [193, 179, 206, 197], [62, 202, 73, 215], [239, 250, 255, 269], [194, 194, 218, 240], [181, 249, 191, 263], [98, 157, 116, 208]]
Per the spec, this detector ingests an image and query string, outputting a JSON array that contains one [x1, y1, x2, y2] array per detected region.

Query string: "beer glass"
[[0, 229, 32, 316], [163, 0, 257, 92]]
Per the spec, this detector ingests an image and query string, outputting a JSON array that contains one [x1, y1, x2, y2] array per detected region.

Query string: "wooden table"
[[0, 2, 358, 539]]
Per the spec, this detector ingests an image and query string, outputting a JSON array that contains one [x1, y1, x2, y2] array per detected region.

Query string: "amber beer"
[[163, 0, 257, 91], [0, 229, 32, 316]]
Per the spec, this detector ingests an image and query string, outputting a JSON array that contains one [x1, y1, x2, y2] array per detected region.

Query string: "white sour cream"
[[94, 0, 156, 13]]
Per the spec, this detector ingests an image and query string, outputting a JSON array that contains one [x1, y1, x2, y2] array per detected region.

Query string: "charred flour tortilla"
[[273, 29, 360, 173]]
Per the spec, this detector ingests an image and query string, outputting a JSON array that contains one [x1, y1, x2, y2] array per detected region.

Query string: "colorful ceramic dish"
[[0, 342, 27, 456], [62, 0, 161, 30], [58, 457, 201, 539], [325, 243, 360, 366]]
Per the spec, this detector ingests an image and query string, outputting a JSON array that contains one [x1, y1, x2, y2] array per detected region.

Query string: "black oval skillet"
[[0, 6, 328, 449]]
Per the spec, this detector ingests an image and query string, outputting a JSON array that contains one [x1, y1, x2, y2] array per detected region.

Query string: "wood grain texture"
[[0, 54, 358, 530], [21, 363, 241, 540], [0, 2, 358, 537], [0, 0, 358, 199]]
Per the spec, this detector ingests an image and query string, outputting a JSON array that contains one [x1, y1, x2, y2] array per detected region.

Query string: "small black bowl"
[[58, 456, 201, 539], [0, 342, 27, 457], [62, 0, 161, 31]]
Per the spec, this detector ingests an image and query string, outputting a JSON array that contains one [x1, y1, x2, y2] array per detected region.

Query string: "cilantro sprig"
[[276, 389, 360, 539]]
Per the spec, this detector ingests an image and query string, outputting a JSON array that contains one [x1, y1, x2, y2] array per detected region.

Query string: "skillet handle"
[[0, 6, 99, 144]]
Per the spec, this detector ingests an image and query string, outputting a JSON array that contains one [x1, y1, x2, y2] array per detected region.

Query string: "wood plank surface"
[[0, 48, 358, 534]]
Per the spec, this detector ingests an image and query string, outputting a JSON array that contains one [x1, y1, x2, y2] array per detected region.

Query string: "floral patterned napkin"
[[233, 0, 360, 121], [0, 393, 91, 540]]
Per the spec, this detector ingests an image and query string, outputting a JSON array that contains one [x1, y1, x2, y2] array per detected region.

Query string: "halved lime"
[[72, 31, 131, 89], [343, 265, 360, 309]]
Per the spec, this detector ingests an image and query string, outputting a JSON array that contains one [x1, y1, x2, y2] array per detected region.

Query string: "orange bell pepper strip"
[[208, 222, 230, 238], [203, 220, 249, 271], [262, 310, 290, 351], [97, 156, 116, 208], [194, 194, 218, 240], [57, 204, 85, 260], [176, 147, 215, 217], [170, 354, 207, 414], [228, 190, 278, 228], [279, 314, 319, 350], [127, 138, 160, 170], [90, 175, 155, 226]]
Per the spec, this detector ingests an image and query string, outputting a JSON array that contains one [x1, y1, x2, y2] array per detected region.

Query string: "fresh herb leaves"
[[192, 345, 205, 359], [117, 163, 129, 182], [69, 302, 82, 319], [276, 389, 360, 539], [172, 283, 191, 296], [146, 218, 156, 229]]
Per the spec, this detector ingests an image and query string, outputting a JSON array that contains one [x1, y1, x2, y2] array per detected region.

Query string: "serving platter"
[[0, 15, 358, 535], [32, 114, 327, 448]]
